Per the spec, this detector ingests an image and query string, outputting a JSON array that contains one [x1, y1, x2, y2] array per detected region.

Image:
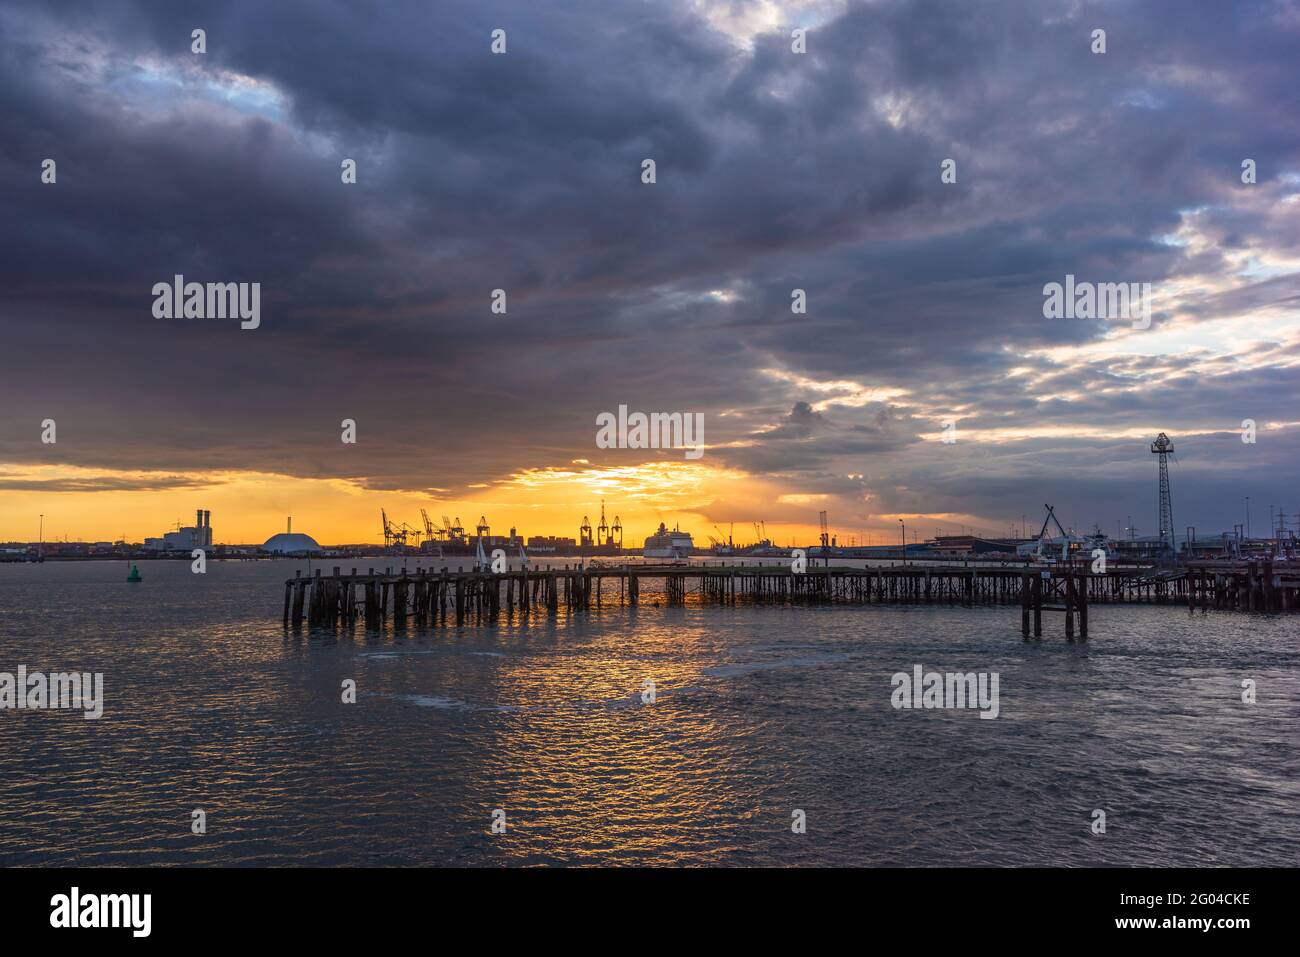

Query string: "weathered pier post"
[[1078, 573, 1089, 639], [1033, 574, 1043, 638], [1065, 574, 1076, 641], [1020, 573, 1030, 637], [291, 571, 307, 627]]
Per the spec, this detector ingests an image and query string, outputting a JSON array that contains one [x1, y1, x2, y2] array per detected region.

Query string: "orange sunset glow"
[[0, 460, 996, 547], [0, 462, 778, 545]]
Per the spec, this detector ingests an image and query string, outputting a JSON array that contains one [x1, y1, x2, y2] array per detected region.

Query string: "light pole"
[[38, 514, 43, 561], [1246, 497, 1251, 539], [898, 518, 905, 560]]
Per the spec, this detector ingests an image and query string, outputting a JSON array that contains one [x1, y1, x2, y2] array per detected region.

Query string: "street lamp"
[[898, 518, 905, 559]]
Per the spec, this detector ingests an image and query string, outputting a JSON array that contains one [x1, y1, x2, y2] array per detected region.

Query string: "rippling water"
[[1, 558, 1297, 866]]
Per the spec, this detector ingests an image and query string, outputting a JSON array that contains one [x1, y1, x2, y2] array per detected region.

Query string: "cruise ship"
[[642, 522, 694, 559]]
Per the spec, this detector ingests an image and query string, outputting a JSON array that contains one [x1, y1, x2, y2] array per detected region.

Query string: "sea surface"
[[1, 558, 1297, 866]]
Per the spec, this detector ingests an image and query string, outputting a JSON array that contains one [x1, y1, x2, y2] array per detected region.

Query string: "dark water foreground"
[[1, 559, 1297, 866]]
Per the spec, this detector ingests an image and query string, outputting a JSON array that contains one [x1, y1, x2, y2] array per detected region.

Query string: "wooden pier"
[[280, 559, 1299, 640]]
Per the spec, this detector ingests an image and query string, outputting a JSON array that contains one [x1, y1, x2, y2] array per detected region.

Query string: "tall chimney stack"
[[196, 509, 203, 530], [288, 516, 292, 535]]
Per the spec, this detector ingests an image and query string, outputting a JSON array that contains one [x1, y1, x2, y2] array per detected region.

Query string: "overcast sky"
[[2, 0, 1298, 543]]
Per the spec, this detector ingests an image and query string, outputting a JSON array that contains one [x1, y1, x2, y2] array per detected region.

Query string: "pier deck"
[[280, 559, 1300, 640]]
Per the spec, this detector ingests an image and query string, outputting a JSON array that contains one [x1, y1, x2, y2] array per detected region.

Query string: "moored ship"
[[642, 522, 694, 559]]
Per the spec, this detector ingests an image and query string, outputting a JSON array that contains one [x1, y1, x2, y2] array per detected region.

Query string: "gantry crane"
[[381, 509, 407, 550]]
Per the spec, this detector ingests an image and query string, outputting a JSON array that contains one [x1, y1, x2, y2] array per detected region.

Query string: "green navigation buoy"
[[127, 564, 143, 582]]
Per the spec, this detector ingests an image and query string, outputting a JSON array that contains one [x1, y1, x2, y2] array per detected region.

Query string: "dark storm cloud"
[[720, 398, 916, 478], [1, 0, 1298, 533], [0, 471, 218, 493]]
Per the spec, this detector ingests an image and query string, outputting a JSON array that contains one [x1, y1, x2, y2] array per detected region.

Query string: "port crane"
[[381, 510, 405, 551], [1029, 504, 1075, 563], [597, 501, 610, 546], [439, 515, 464, 544], [420, 508, 445, 556], [381, 510, 423, 551]]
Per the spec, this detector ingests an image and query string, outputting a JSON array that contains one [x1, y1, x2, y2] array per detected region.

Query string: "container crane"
[[381, 510, 407, 550], [597, 501, 610, 546]]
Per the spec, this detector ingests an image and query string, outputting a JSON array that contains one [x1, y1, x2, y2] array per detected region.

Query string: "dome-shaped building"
[[262, 532, 323, 555]]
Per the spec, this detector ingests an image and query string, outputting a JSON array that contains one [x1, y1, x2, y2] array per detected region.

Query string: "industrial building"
[[262, 517, 322, 555], [143, 509, 213, 552]]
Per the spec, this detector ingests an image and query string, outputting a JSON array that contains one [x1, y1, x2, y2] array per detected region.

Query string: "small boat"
[[127, 565, 143, 582]]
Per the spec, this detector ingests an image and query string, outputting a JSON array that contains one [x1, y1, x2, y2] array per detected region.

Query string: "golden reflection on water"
[[465, 612, 743, 864]]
